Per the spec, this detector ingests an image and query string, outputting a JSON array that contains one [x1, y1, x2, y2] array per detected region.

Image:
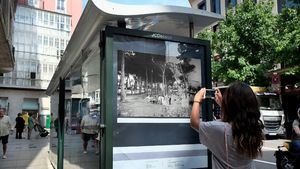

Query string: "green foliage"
[[276, 7, 300, 74], [198, 0, 294, 86]]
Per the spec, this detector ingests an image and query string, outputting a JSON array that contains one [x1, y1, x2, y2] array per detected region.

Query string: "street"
[[254, 138, 288, 168]]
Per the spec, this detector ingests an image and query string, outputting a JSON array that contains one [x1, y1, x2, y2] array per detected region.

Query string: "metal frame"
[[101, 26, 213, 169]]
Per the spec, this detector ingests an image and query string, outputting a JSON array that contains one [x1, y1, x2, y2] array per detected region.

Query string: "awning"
[[22, 100, 39, 110], [46, 0, 223, 95]]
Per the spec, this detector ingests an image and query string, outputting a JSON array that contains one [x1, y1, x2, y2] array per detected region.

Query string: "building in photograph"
[[0, 0, 18, 73], [0, 0, 82, 126]]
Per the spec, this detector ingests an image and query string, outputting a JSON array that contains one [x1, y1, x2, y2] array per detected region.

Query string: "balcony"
[[0, 76, 50, 90], [0, 76, 71, 90]]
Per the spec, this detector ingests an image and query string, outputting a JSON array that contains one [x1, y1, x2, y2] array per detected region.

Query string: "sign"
[[272, 73, 280, 84]]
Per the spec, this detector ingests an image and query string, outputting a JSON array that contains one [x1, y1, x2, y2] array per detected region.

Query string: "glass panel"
[[115, 35, 203, 119], [50, 53, 101, 169], [111, 33, 207, 168]]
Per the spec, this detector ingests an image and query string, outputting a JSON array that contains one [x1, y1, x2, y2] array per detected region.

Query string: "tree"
[[276, 2, 300, 74], [198, 0, 278, 86]]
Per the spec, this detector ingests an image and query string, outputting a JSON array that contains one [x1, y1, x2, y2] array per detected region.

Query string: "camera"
[[205, 89, 216, 99]]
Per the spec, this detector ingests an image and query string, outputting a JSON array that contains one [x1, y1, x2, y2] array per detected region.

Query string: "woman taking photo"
[[190, 81, 264, 168]]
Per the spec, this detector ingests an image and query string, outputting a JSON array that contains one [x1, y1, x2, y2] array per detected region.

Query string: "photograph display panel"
[[114, 35, 205, 120], [110, 33, 209, 169]]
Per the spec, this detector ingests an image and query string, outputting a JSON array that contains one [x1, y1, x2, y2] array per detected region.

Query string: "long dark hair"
[[221, 81, 264, 159]]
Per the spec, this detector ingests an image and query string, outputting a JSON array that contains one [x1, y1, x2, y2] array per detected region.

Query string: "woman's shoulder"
[[201, 120, 231, 131], [203, 120, 228, 125]]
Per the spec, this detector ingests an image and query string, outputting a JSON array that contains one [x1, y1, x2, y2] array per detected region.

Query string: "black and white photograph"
[[116, 38, 204, 118]]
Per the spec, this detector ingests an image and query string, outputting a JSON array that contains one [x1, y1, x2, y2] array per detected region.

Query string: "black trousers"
[[16, 129, 23, 139]]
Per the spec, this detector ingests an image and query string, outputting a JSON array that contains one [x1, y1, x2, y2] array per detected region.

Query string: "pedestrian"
[[0, 108, 12, 159], [80, 111, 99, 154], [27, 113, 35, 140], [15, 113, 25, 139], [190, 82, 264, 168], [54, 117, 59, 138], [22, 112, 29, 136]]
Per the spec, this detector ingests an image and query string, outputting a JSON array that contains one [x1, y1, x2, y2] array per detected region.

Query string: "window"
[[226, 0, 237, 8], [49, 37, 54, 46], [60, 39, 65, 49], [30, 62, 36, 72], [198, 0, 206, 10], [44, 12, 48, 25], [50, 13, 54, 26], [38, 11, 42, 22], [55, 38, 59, 48], [49, 64, 53, 73], [66, 17, 70, 30], [44, 36, 48, 46], [38, 35, 42, 44], [56, 50, 60, 57], [55, 15, 59, 29], [30, 72, 36, 79], [30, 72, 36, 86], [60, 16, 65, 29], [37, 64, 41, 72], [43, 64, 47, 73], [211, 0, 221, 14], [60, 50, 64, 56], [57, 0, 65, 11], [31, 11, 36, 24], [24, 61, 30, 72]]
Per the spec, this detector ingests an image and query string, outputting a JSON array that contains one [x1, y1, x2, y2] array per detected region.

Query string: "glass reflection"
[[49, 53, 100, 169]]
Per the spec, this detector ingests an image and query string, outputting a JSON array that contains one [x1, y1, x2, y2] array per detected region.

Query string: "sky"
[[82, 0, 190, 9]]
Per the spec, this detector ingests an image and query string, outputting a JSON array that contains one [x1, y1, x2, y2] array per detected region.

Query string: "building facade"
[[0, 0, 81, 126], [189, 0, 297, 16]]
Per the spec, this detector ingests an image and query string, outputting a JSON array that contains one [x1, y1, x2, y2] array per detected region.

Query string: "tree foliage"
[[276, 4, 300, 71], [209, 0, 277, 85]]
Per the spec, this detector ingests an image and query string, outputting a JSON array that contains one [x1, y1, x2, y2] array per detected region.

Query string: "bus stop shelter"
[[46, 0, 223, 169]]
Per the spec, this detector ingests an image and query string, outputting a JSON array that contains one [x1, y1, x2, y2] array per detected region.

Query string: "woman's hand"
[[215, 88, 222, 107], [190, 88, 205, 131], [194, 88, 206, 103]]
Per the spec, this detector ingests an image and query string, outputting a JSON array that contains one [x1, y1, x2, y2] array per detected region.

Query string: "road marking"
[[254, 159, 276, 165]]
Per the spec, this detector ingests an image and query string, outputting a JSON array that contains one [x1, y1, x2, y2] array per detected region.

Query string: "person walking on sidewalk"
[[80, 112, 99, 154], [22, 112, 29, 137], [15, 113, 25, 139], [0, 108, 12, 159], [27, 113, 35, 140]]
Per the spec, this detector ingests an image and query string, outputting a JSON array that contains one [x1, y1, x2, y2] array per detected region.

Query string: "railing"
[[0, 77, 72, 90], [0, 76, 50, 89]]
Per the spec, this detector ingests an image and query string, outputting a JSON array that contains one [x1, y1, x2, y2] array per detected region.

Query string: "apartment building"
[[0, 0, 81, 126], [189, 0, 297, 16]]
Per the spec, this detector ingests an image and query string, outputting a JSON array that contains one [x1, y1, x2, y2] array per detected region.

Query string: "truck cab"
[[256, 92, 286, 137]]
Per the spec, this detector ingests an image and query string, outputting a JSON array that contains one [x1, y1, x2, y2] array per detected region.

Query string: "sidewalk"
[[0, 129, 53, 169]]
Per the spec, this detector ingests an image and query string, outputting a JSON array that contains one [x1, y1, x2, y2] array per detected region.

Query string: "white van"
[[256, 92, 285, 137]]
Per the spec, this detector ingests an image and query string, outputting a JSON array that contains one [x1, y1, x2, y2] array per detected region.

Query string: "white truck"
[[252, 87, 286, 137]]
